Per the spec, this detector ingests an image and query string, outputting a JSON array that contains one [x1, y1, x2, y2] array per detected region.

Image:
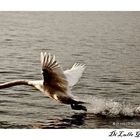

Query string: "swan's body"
[[0, 52, 87, 111]]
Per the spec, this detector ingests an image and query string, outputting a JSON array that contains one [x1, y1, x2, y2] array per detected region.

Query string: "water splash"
[[84, 96, 140, 118]]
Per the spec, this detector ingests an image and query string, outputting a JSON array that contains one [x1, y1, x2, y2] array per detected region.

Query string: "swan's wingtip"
[[72, 63, 86, 69], [40, 51, 59, 69]]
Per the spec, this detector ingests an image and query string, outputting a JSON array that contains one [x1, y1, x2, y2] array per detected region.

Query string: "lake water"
[[0, 12, 140, 128]]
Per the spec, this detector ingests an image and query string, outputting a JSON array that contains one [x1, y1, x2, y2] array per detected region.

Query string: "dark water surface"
[[0, 12, 140, 128]]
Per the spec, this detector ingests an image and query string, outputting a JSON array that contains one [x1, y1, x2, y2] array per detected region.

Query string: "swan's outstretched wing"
[[64, 63, 86, 87], [40, 52, 68, 94]]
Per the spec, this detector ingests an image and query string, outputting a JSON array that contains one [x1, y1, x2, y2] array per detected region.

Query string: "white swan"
[[0, 52, 87, 111]]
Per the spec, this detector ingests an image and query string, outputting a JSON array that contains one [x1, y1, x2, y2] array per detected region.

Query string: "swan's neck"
[[0, 80, 30, 89]]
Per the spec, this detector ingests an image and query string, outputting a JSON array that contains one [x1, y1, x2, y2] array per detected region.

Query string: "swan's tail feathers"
[[64, 63, 86, 87]]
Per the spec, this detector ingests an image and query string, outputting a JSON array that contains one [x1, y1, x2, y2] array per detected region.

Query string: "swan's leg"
[[71, 103, 87, 111]]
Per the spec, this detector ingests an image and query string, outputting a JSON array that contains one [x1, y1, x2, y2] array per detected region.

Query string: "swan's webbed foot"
[[71, 103, 87, 111]]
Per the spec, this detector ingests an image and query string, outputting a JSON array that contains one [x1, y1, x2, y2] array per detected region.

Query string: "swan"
[[0, 52, 87, 111]]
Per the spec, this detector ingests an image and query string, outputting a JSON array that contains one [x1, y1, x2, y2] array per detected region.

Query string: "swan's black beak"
[[71, 104, 87, 111]]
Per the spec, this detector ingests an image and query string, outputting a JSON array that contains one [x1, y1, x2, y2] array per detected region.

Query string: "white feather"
[[64, 63, 86, 87], [0, 52, 87, 110]]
